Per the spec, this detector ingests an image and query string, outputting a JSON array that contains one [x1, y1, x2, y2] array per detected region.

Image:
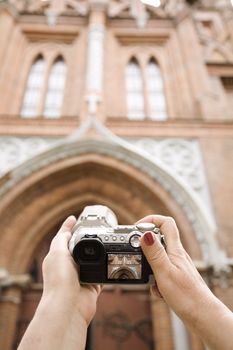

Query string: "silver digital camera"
[[69, 205, 165, 284]]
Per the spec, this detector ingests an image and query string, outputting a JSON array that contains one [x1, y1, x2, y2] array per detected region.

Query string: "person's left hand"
[[42, 216, 102, 326]]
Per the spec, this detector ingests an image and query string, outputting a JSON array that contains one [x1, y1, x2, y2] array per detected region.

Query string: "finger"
[[50, 216, 76, 252], [140, 231, 171, 279], [82, 284, 103, 297], [94, 284, 103, 296], [50, 231, 72, 252], [150, 284, 163, 299], [57, 215, 76, 236], [137, 215, 183, 252]]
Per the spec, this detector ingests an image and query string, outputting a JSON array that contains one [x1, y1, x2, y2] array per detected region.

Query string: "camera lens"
[[73, 239, 104, 264]]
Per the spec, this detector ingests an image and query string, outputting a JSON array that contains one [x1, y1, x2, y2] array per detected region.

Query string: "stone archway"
[[0, 151, 202, 274], [0, 134, 226, 269], [0, 135, 223, 350]]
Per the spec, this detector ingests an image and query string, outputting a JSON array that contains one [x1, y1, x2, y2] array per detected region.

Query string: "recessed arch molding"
[[0, 137, 229, 273]]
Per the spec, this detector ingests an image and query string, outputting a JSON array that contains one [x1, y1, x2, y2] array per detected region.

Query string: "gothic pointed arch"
[[0, 134, 228, 350], [21, 54, 45, 118], [146, 57, 168, 121], [0, 134, 226, 275], [43, 55, 67, 118], [125, 57, 145, 120]]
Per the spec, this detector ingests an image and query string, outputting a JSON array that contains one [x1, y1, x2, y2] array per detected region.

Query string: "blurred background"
[[0, 0, 232, 349]]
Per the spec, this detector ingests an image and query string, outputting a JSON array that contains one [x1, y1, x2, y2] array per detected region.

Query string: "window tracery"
[[21, 56, 45, 118], [21, 54, 67, 118], [126, 58, 145, 120], [43, 57, 67, 118], [125, 56, 168, 121], [193, 10, 233, 64], [146, 58, 167, 121]]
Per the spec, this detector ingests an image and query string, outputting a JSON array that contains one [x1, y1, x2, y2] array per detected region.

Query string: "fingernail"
[[143, 231, 155, 246]]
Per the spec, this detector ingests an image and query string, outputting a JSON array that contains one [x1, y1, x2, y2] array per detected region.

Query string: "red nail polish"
[[143, 231, 154, 246]]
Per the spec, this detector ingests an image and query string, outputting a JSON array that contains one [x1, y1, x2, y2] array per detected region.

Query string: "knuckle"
[[165, 216, 176, 225], [169, 247, 186, 258], [42, 251, 55, 270], [42, 255, 49, 274]]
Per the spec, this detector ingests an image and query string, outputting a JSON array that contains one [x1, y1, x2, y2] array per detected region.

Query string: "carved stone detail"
[[0, 137, 59, 177], [2, 0, 89, 24], [1, 0, 189, 27], [199, 0, 232, 9], [194, 8, 233, 63], [0, 268, 31, 289], [108, 0, 149, 28], [108, 0, 188, 27], [0, 136, 213, 218], [86, 25, 105, 93], [129, 138, 213, 216]]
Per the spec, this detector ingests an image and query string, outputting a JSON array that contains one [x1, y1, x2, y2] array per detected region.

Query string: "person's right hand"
[[138, 215, 224, 326], [138, 215, 233, 350]]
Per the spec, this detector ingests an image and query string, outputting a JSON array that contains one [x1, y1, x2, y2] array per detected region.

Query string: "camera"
[[69, 205, 165, 284]]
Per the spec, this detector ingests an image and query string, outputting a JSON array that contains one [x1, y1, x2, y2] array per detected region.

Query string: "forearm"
[[18, 292, 88, 350], [186, 295, 233, 350]]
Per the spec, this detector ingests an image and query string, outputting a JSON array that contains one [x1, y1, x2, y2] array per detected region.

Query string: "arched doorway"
[[0, 136, 215, 350]]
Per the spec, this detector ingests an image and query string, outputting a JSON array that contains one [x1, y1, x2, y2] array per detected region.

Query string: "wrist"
[[40, 290, 88, 326], [42, 288, 97, 329], [188, 295, 233, 350], [174, 284, 218, 329], [42, 286, 77, 304], [185, 291, 230, 333]]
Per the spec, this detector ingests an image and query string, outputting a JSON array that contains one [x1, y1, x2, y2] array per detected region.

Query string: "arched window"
[[21, 56, 45, 118], [43, 57, 67, 118], [125, 58, 145, 120], [146, 59, 167, 121]]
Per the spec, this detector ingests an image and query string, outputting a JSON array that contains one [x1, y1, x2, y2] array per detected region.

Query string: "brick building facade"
[[0, 0, 232, 349]]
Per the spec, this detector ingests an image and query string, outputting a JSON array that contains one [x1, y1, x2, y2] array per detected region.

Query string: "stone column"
[[85, 0, 107, 119], [0, 9, 15, 68], [0, 270, 31, 349], [0, 287, 22, 350], [0, 9, 17, 115], [150, 293, 173, 350], [0, 9, 27, 116], [176, 16, 223, 120]]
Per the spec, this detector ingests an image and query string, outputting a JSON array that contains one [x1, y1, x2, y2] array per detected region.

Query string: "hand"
[[42, 216, 102, 325], [138, 215, 233, 350], [18, 216, 102, 350], [138, 215, 218, 322]]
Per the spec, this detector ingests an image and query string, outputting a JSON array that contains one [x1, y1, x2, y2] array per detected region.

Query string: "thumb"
[[141, 231, 170, 277]]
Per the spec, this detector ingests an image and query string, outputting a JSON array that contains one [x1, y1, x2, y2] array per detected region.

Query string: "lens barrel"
[[73, 238, 105, 264]]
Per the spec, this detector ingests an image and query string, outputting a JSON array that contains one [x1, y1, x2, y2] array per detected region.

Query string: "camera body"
[[69, 205, 165, 284]]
